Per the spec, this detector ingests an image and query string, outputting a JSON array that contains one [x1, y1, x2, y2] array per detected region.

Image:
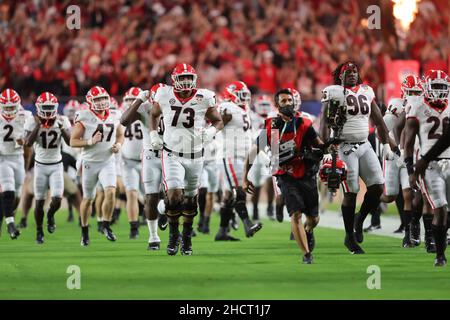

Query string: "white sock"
[[5, 217, 14, 224], [97, 216, 102, 222], [147, 219, 159, 241]]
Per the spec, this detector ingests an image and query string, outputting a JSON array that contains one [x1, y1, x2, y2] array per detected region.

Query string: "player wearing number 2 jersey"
[[0, 89, 33, 240], [24, 92, 71, 244], [320, 62, 396, 254], [150, 63, 223, 256], [70, 86, 124, 246]]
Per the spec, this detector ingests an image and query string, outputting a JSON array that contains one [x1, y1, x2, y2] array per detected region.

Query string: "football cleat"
[[80, 235, 89, 247], [103, 227, 117, 242], [363, 224, 381, 233], [36, 231, 44, 244], [47, 215, 56, 234], [158, 214, 168, 231], [306, 229, 315, 252], [425, 237, 437, 253], [167, 234, 181, 256], [410, 222, 421, 246], [434, 255, 447, 267], [353, 213, 364, 243], [18, 217, 27, 229], [97, 221, 104, 233], [393, 224, 405, 233], [244, 219, 263, 238], [181, 235, 193, 256], [344, 234, 365, 254], [302, 252, 313, 264], [215, 227, 240, 241], [276, 209, 283, 223], [402, 235, 415, 248], [7, 223, 20, 240], [129, 228, 139, 240], [147, 242, 161, 251]]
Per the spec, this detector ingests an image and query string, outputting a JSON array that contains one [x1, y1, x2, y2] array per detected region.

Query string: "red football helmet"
[[319, 157, 347, 184], [110, 97, 119, 110], [223, 81, 251, 109], [150, 83, 166, 101], [86, 86, 110, 112], [422, 70, 450, 107], [0, 88, 21, 119], [171, 63, 197, 92], [401, 74, 423, 98], [254, 95, 274, 117], [36, 92, 59, 119], [64, 99, 79, 121], [286, 87, 302, 111], [122, 87, 141, 109]]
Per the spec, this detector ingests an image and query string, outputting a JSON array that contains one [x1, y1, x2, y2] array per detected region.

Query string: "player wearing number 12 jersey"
[[320, 62, 396, 254], [70, 86, 124, 246], [24, 92, 71, 244], [150, 63, 224, 256]]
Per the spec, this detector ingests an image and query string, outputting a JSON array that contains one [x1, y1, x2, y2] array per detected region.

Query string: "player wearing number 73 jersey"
[[0, 88, 33, 240], [24, 92, 71, 244], [71, 86, 124, 246]]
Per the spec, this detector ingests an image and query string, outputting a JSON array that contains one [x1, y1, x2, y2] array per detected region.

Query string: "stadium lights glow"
[[392, 0, 421, 32]]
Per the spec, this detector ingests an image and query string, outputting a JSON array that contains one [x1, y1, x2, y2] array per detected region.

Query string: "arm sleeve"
[[422, 127, 450, 162]]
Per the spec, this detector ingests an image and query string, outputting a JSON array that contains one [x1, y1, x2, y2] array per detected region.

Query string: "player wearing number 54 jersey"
[[71, 86, 124, 246], [320, 61, 397, 254], [24, 92, 71, 244], [0, 89, 33, 240], [149, 63, 224, 256]]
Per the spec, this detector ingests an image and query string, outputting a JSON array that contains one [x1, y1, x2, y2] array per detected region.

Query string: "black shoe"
[[290, 232, 295, 240], [363, 224, 381, 233], [158, 214, 168, 231], [344, 234, 365, 254], [47, 215, 56, 234], [7, 223, 20, 240], [393, 224, 405, 233], [410, 222, 421, 246], [103, 227, 117, 241], [97, 221, 104, 233], [402, 235, 415, 248], [167, 233, 181, 256], [354, 213, 364, 243], [276, 208, 283, 223], [202, 223, 210, 235], [181, 234, 193, 256], [147, 242, 160, 250], [67, 211, 74, 223], [81, 234, 89, 247], [425, 237, 437, 253], [36, 230, 44, 244], [215, 227, 240, 241], [18, 217, 27, 229], [434, 255, 447, 267], [243, 219, 262, 238], [306, 229, 315, 252], [302, 252, 313, 264], [111, 209, 120, 225], [129, 228, 139, 240]]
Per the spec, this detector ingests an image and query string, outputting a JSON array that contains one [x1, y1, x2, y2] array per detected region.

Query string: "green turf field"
[[0, 210, 449, 300]]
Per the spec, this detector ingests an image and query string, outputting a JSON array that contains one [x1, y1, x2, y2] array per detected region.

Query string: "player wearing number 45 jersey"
[[71, 86, 124, 246], [320, 62, 397, 254], [149, 63, 224, 256], [405, 70, 450, 267], [24, 92, 71, 244], [0, 89, 33, 239]]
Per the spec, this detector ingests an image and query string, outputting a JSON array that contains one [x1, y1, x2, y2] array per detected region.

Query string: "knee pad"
[[182, 197, 198, 217]]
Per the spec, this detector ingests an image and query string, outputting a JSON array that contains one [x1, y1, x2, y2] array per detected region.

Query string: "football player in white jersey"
[[214, 81, 262, 241], [149, 63, 224, 255], [121, 83, 166, 250], [24, 92, 71, 244], [404, 70, 450, 266], [320, 62, 397, 254], [0, 89, 32, 239], [247, 95, 275, 221], [70, 86, 124, 246]]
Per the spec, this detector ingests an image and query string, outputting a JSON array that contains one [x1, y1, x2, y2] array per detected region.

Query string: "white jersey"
[[75, 109, 122, 162], [218, 101, 252, 159], [249, 110, 266, 140], [406, 96, 450, 158], [24, 116, 71, 163], [154, 86, 216, 154], [0, 110, 32, 156], [322, 84, 376, 142], [122, 120, 144, 160]]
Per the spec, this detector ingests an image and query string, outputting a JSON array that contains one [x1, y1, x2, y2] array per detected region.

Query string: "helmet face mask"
[[92, 96, 110, 111], [1, 104, 19, 118], [0, 89, 21, 119], [225, 81, 251, 109], [173, 74, 197, 91], [86, 87, 110, 112], [37, 104, 58, 119], [423, 70, 450, 107]]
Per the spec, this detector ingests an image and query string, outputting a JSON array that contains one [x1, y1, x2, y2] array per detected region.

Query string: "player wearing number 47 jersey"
[[320, 61, 397, 254], [24, 92, 71, 244], [0, 89, 33, 239], [149, 63, 224, 256], [71, 86, 124, 246]]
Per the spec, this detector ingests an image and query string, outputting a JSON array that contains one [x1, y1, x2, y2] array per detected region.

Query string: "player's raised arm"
[[205, 106, 224, 131], [120, 89, 149, 126]]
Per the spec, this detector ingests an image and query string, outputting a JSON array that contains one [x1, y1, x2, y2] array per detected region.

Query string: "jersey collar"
[[90, 109, 110, 121], [424, 99, 448, 113], [343, 85, 360, 93], [173, 88, 197, 105]]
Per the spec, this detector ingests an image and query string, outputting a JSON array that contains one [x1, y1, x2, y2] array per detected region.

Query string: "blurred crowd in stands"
[[0, 0, 448, 103]]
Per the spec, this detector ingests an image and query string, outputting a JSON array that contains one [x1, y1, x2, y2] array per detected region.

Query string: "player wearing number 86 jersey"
[[24, 92, 72, 244]]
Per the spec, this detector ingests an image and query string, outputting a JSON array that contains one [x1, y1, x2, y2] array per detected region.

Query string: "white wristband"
[[87, 138, 93, 146], [115, 143, 122, 149]]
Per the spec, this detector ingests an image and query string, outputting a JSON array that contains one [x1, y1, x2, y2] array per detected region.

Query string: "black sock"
[[204, 216, 210, 227], [102, 220, 111, 230], [219, 207, 232, 228], [82, 226, 89, 237], [113, 208, 120, 217], [47, 197, 61, 218], [411, 208, 422, 224], [341, 205, 356, 235], [395, 193, 405, 227], [432, 224, 447, 256], [169, 221, 179, 237], [403, 210, 412, 234], [371, 206, 381, 226], [1, 191, 15, 219], [423, 214, 433, 238], [129, 221, 138, 230], [182, 222, 193, 237], [198, 188, 207, 221], [34, 202, 45, 231], [235, 201, 249, 221]]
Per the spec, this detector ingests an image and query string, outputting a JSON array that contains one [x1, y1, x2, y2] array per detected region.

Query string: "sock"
[[47, 198, 61, 218], [35, 205, 45, 231], [423, 214, 433, 238], [403, 210, 412, 234], [82, 226, 89, 237], [113, 208, 120, 217], [182, 222, 193, 237], [204, 216, 210, 227], [129, 221, 139, 230], [395, 192, 405, 227], [432, 224, 447, 257], [2, 191, 15, 219], [169, 221, 179, 237], [102, 220, 110, 230], [235, 201, 250, 221], [341, 205, 356, 235], [5, 216, 14, 225], [147, 219, 158, 240], [97, 216, 102, 222], [219, 207, 232, 228], [370, 206, 381, 226], [411, 208, 422, 224], [359, 191, 381, 223], [198, 188, 207, 222]]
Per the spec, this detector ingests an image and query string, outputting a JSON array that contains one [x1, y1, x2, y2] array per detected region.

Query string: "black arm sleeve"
[[423, 126, 450, 162]]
